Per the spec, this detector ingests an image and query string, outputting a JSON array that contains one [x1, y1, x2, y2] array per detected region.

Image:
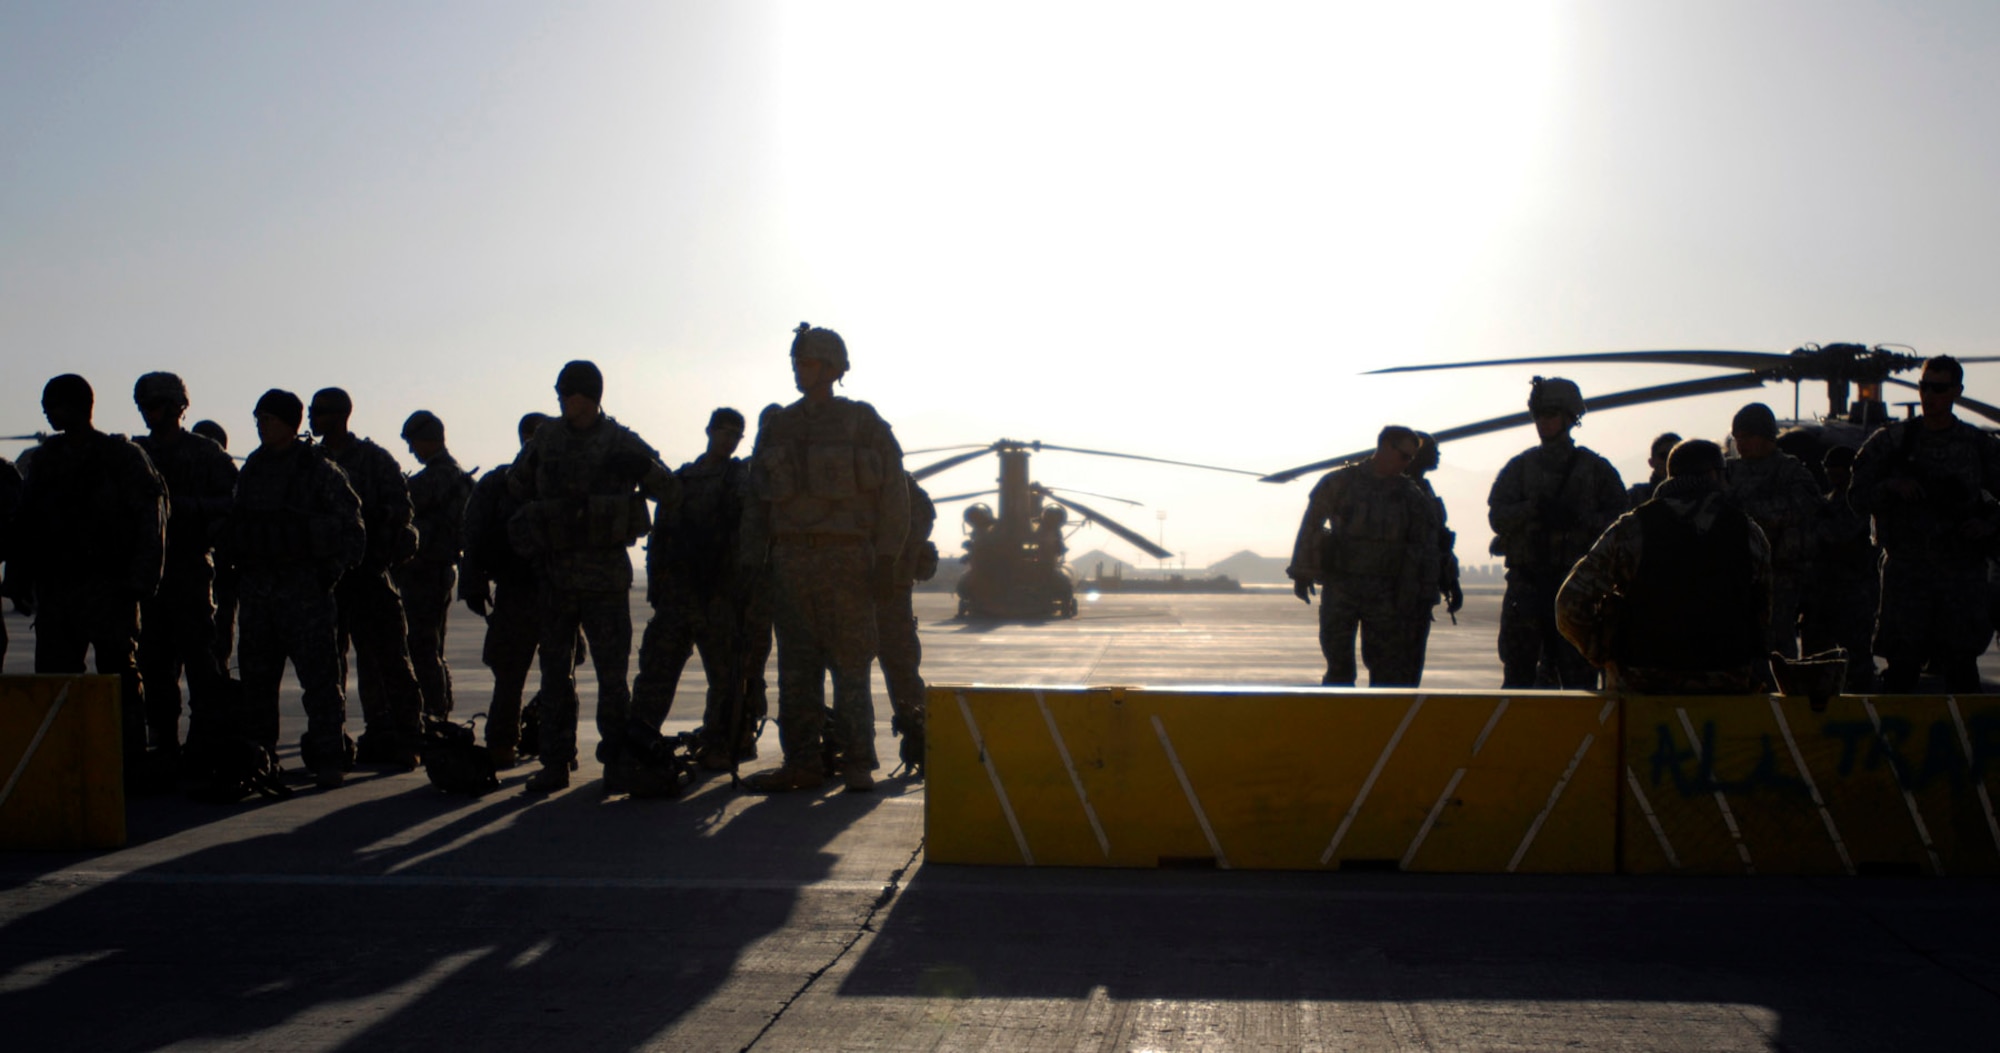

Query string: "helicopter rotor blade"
[[1041, 486, 1144, 507], [929, 488, 1000, 504], [1044, 493, 1174, 561], [1882, 377, 2000, 427], [1365, 350, 1795, 377], [1027, 442, 1266, 477], [903, 443, 997, 456], [1259, 371, 1774, 483], [0, 432, 49, 442], [911, 446, 998, 481]]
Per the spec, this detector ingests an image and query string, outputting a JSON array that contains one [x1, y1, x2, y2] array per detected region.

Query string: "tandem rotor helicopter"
[[1259, 342, 2000, 483], [909, 439, 1263, 620]]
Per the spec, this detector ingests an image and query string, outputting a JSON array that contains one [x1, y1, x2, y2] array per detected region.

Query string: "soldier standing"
[[1556, 440, 1772, 694], [1724, 404, 1821, 661], [131, 372, 237, 767], [1404, 432, 1464, 665], [0, 454, 20, 667], [1626, 432, 1682, 506], [742, 323, 910, 793], [16, 375, 167, 770], [1801, 446, 1878, 690], [460, 412, 549, 768], [396, 410, 473, 719], [631, 408, 754, 769], [509, 361, 680, 793], [1849, 355, 2000, 692], [226, 390, 365, 787], [190, 419, 239, 671], [877, 471, 938, 772], [308, 388, 425, 766], [732, 403, 785, 745], [1487, 377, 1627, 689], [1288, 425, 1441, 686]]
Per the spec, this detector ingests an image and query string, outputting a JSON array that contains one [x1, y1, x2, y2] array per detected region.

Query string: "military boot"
[[741, 763, 825, 794], [523, 765, 570, 793]]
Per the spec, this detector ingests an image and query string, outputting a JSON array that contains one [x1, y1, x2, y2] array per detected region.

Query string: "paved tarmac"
[[3, 590, 1998, 1051]]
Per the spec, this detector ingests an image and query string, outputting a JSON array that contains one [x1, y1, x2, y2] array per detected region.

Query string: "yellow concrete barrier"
[[926, 686, 1619, 872], [1621, 694, 2000, 876], [0, 675, 126, 850]]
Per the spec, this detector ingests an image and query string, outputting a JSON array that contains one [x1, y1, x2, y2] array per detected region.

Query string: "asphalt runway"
[[3, 589, 1998, 1051]]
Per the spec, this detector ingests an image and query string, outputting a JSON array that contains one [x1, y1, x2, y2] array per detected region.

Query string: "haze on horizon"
[[6, 1, 1999, 569]]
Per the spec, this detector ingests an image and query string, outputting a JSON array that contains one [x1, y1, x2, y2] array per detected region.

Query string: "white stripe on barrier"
[[1402, 768, 1465, 870], [1509, 729, 1595, 873], [1768, 697, 1854, 876], [1034, 689, 1110, 859], [1151, 715, 1230, 869], [955, 689, 1033, 866], [1678, 707, 1755, 874], [0, 681, 75, 813], [1470, 698, 1510, 757], [1320, 695, 1426, 865], [1945, 696, 2000, 857], [1624, 765, 1681, 870], [1864, 699, 1944, 876]]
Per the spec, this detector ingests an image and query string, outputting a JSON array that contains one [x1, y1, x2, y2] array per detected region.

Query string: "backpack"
[[420, 715, 500, 795], [182, 677, 293, 804]]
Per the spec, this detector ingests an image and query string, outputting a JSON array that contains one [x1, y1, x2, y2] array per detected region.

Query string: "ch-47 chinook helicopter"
[[1259, 342, 2000, 484], [909, 439, 1264, 619]]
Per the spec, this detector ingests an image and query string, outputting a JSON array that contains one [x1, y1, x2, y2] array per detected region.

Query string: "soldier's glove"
[[1443, 579, 1464, 615], [872, 554, 901, 600], [1293, 579, 1315, 604]]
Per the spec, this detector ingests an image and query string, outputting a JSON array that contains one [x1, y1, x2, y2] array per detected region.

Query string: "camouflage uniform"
[[0, 456, 20, 667], [17, 428, 167, 759], [225, 437, 365, 762], [395, 449, 472, 718], [631, 451, 752, 747], [461, 463, 541, 752], [509, 413, 678, 770], [1725, 450, 1822, 659], [1849, 418, 2000, 690], [745, 397, 909, 774], [1801, 476, 1878, 690], [133, 428, 236, 751], [1289, 463, 1440, 686], [1556, 476, 1773, 694], [320, 436, 426, 755], [877, 475, 937, 745], [1409, 475, 1459, 674], [1488, 436, 1626, 689]]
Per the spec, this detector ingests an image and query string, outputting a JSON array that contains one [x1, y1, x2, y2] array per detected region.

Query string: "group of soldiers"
[[1291, 357, 2000, 695], [0, 323, 938, 796]]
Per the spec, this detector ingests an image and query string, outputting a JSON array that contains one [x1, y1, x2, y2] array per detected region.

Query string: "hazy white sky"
[[5, 1, 1999, 567]]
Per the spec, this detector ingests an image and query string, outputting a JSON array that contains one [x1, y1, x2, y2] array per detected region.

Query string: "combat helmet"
[[133, 372, 189, 409], [1528, 376, 1586, 422], [791, 322, 849, 372]]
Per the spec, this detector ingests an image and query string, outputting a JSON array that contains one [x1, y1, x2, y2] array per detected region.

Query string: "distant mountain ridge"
[[1068, 548, 1291, 585]]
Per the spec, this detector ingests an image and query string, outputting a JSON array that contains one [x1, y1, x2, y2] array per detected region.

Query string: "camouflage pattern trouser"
[[396, 561, 457, 718], [138, 560, 224, 750], [771, 541, 879, 772], [534, 584, 633, 769], [334, 567, 424, 748], [1499, 569, 1597, 690], [480, 576, 541, 750], [1802, 577, 1878, 691], [34, 582, 146, 760], [632, 585, 746, 748], [738, 572, 773, 733], [1875, 553, 1990, 692], [213, 564, 239, 672], [876, 583, 925, 726], [238, 565, 346, 761], [1318, 579, 1427, 687]]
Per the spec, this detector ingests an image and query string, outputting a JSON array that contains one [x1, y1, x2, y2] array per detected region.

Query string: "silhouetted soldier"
[[1288, 425, 1441, 686], [742, 323, 910, 793], [16, 374, 167, 770], [131, 372, 237, 768], [1801, 446, 1878, 691], [1849, 355, 2000, 692], [1557, 439, 1772, 694], [461, 412, 549, 768], [732, 403, 785, 743], [0, 454, 21, 667], [509, 361, 680, 793], [396, 410, 472, 719], [877, 471, 937, 771], [1625, 432, 1681, 506], [1726, 403, 1821, 661], [191, 418, 239, 671], [633, 408, 753, 769], [1404, 431, 1463, 669], [309, 387, 425, 766], [225, 390, 365, 787], [1487, 377, 1626, 689]]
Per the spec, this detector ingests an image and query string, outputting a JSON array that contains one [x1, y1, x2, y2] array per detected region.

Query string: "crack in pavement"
[[739, 836, 926, 1052]]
